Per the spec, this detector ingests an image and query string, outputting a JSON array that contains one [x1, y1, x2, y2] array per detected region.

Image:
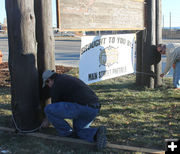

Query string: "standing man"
[[41, 70, 107, 151], [157, 43, 180, 89]]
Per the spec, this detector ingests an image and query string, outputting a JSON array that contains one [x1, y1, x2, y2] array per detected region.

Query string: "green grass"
[[0, 72, 180, 153]]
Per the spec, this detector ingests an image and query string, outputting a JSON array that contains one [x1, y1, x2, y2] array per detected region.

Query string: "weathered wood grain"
[[59, 0, 145, 31], [5, 0, 41, 131]]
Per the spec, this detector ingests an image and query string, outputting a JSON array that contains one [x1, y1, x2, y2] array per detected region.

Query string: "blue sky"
[[162, 0, 180, 27], [0, 0, 180, 28]]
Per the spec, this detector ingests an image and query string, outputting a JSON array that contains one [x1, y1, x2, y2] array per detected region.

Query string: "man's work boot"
[[96, 126, 107, 151]]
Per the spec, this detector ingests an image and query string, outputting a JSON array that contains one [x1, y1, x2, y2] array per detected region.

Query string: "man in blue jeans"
[[41, 70, 106, 150], [157, 44, 180, 89]]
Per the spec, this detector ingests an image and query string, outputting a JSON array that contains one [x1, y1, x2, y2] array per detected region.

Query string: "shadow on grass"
[[90, 76, 180, 150], [0, 115, 12, 127], [0, 103, 11, 110], [0, 86, 10, 95], [107, 130, 160, 149], [98, 92, 180, 148], [106, 119, 177, 150]]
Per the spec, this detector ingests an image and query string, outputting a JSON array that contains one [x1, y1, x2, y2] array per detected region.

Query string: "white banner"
[[79, 34, 136, 84]]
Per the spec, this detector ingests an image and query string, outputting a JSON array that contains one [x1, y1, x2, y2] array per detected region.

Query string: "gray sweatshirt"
[[163, 43, 180, 75]]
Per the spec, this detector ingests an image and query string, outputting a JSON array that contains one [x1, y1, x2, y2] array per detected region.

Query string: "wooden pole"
[[5, 0, 41, 131], [56, 0, 60, 29], [155, 0, 162, 87], [34, 0, 55, 113], [136, 30, 144, 86], [143, 0, 156, 88]]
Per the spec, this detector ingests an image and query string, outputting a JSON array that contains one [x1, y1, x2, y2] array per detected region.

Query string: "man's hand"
[[41, 118, 51, 128], [160, 73, 165, 78]]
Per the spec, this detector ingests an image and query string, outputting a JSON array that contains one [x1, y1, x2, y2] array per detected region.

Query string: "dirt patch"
[[0, 62, 72, 87], [0, 62, 10, 87], [55, 65, 72, 74]]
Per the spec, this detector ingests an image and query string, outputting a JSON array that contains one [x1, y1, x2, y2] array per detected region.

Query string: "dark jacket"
[[146, 45, 161, 65], [51, 74, 99, 105]]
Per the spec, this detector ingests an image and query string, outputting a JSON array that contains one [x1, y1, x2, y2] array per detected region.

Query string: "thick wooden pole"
[[155, 0, 162, 87], [143, 0, 156, 88], [5, 0, 41, 131], [34, 0, 55, 111]]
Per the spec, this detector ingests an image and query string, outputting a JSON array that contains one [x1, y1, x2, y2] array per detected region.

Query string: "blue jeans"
[[173, 61, 180, 88], [44, 102, 99, 142]]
